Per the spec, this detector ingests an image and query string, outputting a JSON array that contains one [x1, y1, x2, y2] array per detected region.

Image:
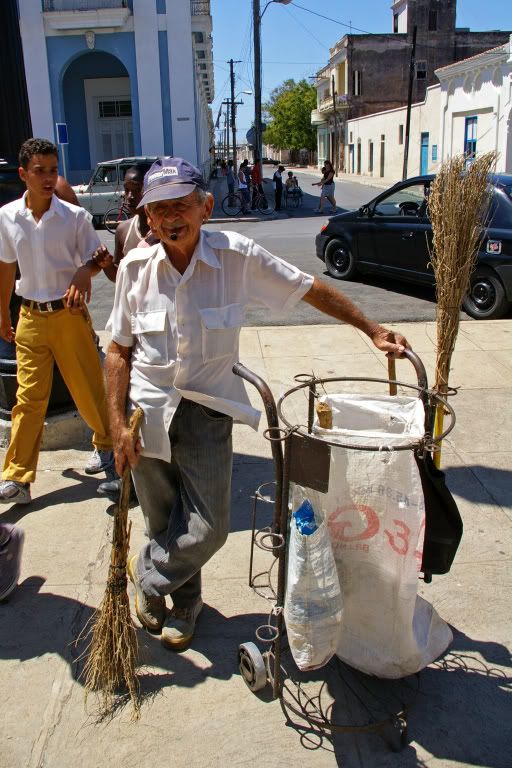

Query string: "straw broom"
[[81, 407, 144, 719], [428, 151, 496, 467]]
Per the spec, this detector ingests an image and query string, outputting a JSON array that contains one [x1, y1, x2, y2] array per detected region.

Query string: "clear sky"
[[210, 0, 511, 145]]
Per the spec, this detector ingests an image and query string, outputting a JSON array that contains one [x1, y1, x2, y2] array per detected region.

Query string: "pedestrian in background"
[[237, 162, 250, 213], [313, 159, 337, 214], [273, 164, 285, 212], [226, 159, 235, 205], [251, 157, 264, 210]]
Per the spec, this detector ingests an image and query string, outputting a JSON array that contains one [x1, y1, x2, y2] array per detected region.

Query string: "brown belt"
[[21, 298, 66, 313]]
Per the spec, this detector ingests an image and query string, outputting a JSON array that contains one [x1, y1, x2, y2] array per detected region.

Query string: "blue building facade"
[[19, 0, 214, 182]]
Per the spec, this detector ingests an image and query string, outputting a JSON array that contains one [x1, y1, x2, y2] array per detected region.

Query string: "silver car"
[[73, 156, 156, 226]]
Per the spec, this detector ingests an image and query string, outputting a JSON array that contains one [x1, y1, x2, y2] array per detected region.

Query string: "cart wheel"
[[238, 642, 267, 692]]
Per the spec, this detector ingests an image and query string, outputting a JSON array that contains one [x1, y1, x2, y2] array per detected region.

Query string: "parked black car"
[[0, 157, 24, 207], [315, 174, 512, 319]]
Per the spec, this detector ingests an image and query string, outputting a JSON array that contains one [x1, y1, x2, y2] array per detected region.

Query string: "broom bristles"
[[428, 151, 497, 392], [78, 408, 144, 719], [81, 581, 140, 718]]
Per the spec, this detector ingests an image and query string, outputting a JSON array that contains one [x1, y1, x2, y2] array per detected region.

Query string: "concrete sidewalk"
[[1, 320, 511, 768]]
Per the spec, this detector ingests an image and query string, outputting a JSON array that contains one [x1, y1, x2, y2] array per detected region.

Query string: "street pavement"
[[1, 319, 511, 768]]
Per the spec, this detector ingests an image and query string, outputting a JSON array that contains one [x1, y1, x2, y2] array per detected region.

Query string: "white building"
[[345, 85, 441, 183], [436, 36, 512, 173], [18, 0, 214, 183]]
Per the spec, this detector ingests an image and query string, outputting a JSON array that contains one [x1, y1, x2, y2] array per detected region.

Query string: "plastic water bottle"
[[293, 499, 318, 535]]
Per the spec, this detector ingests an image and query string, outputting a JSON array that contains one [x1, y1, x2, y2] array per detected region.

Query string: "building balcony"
[[191, 0, 210, 14], [42, 0, 131, 29], [317, 93, 349, 113], [42, 1, 129, 9], [311, 109, 327, 126], [329, 37, 347, 59]]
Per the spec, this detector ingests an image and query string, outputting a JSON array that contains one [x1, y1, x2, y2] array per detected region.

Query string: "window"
[[98, 99, 132, 118], [92, 165, 117, 185], [416, 61, 427, 79], [353, 70, 362, 96], [428, 10, 437, 31], [432, 144, 438, 161], [196, 50, 206, 59], [349, 131, 353, 143], [464, 116, 478, 161], [192, 31, 204, 44], [398, 124, 404, 145], [393, 13, 399, 33], [373, 183, 429, 217]]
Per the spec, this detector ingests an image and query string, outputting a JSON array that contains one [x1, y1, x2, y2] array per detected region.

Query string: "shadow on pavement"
[[0, 576, 269, 701], [0, 469, 104, 526], [445, 465, 512, 509], [274, 627, 511, 768]]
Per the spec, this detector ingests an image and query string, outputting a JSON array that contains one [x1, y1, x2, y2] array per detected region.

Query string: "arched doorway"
[[62, 51, 132, 177]]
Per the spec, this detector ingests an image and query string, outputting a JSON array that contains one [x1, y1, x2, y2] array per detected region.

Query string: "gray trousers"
[[132, 399, 233, 605]]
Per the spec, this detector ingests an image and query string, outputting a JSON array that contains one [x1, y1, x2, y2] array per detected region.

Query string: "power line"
[[282, 4, 329, 50], [289, 2, 511, 54], [290, 1, 372, 34]]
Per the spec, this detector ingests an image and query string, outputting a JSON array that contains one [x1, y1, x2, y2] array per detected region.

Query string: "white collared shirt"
[[0, 193, 100, 302], [108, 230, 314, 462]]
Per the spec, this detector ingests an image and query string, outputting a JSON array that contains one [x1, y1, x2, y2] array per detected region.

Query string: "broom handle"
[[119, 408, 144, 509], [388, 358, 397, 396], [433, 403, 445, 469], [111, 407, 144, 568]]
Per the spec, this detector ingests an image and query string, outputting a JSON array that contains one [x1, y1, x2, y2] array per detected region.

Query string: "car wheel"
[[462, 269, 510, 319], [324, 239, 357, 280]]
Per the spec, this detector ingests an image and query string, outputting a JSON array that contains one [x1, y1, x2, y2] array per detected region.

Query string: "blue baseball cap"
[[137, 156, 207, 208]]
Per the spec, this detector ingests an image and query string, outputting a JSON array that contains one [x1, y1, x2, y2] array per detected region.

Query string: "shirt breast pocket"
[[132, 309, 169, 365], [199, 303, 244, 362]]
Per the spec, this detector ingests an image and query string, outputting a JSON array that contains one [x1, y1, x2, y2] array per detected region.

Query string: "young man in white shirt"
[[106, 156, 408, 652], [0, 138, 114, 504]]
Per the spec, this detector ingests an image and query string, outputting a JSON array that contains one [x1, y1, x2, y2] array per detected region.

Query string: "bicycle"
[[103, 201, 131, 233], [221, 183, 275, 217]]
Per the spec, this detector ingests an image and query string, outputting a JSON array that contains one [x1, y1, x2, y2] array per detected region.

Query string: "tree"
[[263, 79, 317, 152]]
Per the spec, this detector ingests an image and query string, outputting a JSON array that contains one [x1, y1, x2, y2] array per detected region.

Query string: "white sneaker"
[[0, 480, 32, 505], [84, 448, 114, 475]]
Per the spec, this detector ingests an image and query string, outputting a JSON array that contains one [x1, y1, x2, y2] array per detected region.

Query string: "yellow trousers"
[[2, 305, 112, 484]]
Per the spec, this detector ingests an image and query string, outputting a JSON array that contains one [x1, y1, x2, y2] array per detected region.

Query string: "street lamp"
[[253, 0, 291, 162]]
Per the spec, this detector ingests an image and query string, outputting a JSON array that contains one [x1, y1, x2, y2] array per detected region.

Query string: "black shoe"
[[97, 477, 138, 506]]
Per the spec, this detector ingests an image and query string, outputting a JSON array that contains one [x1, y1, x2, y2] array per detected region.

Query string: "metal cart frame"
[[233, 349, 456, 746]]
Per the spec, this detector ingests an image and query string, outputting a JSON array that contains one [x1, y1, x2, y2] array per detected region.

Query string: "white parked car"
[[73, 156, 156, 227]]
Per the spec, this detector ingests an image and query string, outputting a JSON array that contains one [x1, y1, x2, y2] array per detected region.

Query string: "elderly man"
[[106, 157, 407, 651]]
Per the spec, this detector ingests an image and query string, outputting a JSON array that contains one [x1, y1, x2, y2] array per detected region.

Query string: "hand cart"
[[233, 349, 456, 749]]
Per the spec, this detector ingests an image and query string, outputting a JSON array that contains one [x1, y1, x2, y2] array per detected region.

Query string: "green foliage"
[[263, 79, 317, 151]]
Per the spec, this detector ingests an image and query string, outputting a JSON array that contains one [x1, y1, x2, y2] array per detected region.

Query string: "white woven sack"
[[289, 393, 452, 678]]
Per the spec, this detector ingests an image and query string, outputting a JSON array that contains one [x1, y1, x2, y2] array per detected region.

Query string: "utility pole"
[[331, 73, 338, 176], [402, 25, 417, 181], [226, 106, 230, 162], [253, 0, 262, 162], [228, 59, 242, 170]]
